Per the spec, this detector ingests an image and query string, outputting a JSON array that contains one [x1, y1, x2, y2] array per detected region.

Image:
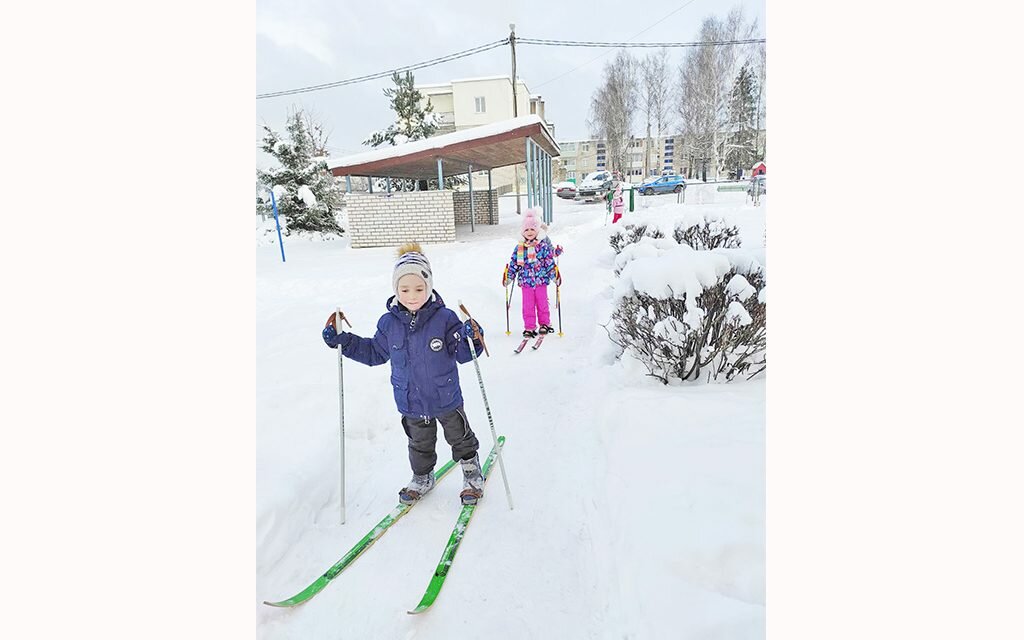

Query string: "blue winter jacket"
[[330, 291, 484, 418]]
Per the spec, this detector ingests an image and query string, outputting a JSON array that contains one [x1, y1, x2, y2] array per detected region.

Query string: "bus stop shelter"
[[328, 115, 559, 248]]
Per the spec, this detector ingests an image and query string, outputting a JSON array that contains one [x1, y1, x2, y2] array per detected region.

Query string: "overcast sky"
[[256, 0, 765, 168]]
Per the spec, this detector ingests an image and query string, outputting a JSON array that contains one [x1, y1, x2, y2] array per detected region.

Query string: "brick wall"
[[345, 191, 455, 249], [453, 189, 499, 225]]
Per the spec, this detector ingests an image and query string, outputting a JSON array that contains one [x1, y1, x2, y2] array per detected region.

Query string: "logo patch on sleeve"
[[429, 337, 443, 352]]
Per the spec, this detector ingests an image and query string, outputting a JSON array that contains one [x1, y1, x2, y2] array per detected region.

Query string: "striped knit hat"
[[392, 244, 433, 295]]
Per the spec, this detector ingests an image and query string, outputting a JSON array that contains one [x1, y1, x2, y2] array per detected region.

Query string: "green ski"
[[407, 435, 505, 615], [263, 458, 459, 608]]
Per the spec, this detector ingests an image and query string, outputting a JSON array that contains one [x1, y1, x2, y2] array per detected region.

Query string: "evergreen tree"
[[257, 109, 344, 235], [364, 71, 465, 190], [364, 71, 439, 147], [724, 64, 759, 175]]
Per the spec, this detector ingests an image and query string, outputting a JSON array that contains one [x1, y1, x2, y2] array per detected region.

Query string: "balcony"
[[434, 111, 456, 134]]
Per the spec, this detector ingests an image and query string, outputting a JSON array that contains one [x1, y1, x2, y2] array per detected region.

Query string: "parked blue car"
[[638, 174, 686, 195]]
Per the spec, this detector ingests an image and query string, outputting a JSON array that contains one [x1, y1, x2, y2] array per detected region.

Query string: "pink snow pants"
[[521, 284, 550, 330]]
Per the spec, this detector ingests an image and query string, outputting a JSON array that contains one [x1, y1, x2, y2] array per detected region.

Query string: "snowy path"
[[257, 191, 766, 638]]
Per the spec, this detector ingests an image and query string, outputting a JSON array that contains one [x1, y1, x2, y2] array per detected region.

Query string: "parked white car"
[[575, 171, 611, 201]]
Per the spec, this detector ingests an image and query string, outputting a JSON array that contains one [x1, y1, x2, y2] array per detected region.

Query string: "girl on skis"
[[502, 207, 563, 339], [321, 243, 488, 506]]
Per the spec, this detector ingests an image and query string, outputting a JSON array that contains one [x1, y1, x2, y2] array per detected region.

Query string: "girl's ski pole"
[[503, 265, 512, 336], [555, 265, 563, 337]]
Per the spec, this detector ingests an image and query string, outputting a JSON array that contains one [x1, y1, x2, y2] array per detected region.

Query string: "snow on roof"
[[450, 75, 513, 84], [327, 114, 555, 170], [417, 76, 533, 93]]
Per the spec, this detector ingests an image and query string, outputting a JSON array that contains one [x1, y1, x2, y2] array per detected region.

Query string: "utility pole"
[[510, 23, 521, 215]]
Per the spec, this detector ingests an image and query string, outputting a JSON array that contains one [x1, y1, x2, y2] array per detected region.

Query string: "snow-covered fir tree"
[[364, 72, 465, 190], [257, 110, 344, 235], [724, 64, 759, 176], [364, 72, 439, 147]]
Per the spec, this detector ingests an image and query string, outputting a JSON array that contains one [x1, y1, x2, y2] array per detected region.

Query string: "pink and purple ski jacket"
[[506, 236, 562, 288]]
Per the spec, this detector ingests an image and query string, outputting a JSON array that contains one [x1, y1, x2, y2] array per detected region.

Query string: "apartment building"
[[554, 135, 685, 184], [554, 130, 767, 183], [416, 76, 555, 193]]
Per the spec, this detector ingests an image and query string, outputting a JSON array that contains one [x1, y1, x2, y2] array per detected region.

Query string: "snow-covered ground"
[[256, 188, 766, 638]]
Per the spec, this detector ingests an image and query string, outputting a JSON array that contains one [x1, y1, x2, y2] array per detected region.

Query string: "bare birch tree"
[[638, 48, 674, 178], [588, 50, 637, 176], [677, 33, 717, 179], [302, 108, 332, 157], [753, 41, 766, 161], [676, 6, 759, 180]]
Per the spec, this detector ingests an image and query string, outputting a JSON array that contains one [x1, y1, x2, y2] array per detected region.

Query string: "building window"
[[567, 171, 575, 179], [665, 138, 674, 143], [475, 97, 486, 113], [582, 143, 590, 152]]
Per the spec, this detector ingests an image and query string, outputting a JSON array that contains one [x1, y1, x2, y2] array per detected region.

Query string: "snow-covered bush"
[[674, 215, 741, 249], [609, 213, 740, 255], [608, 244, 766, 384], [609, 223, 665, 254]]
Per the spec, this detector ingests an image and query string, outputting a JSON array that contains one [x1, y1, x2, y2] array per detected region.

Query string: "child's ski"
[[263, 459, 459, 608], [513, 339, 529, 354], [407, 436, 505, 615], [531, 334, 546, 350]]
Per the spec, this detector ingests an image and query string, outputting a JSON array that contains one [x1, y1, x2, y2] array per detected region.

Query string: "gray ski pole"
[[334, 307, 352, 525], [458, 301, 513, 510], [503, 265, 512, 336]]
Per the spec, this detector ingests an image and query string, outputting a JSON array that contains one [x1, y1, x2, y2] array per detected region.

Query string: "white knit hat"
[[392, 251, 433, 295]]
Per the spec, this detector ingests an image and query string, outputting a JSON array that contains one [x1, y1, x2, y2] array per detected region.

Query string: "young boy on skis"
[[321, 243, 488, 505], [502, 207, 563, 338]]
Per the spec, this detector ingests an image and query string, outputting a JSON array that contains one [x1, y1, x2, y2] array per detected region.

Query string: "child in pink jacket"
[[503, 208, 563, 338], [611, 182, 625, 223]]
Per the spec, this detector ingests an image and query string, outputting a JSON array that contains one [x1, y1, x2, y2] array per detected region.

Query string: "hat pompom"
[[521, 207, 542, 234]]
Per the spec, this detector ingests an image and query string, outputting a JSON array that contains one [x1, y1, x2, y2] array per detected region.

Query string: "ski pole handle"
[[458, 301, 490, 358], [333, 308, 352, 330]]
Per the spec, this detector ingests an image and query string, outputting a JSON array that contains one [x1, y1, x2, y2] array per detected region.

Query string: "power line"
[[255, 30, 766, 100], [519, 37, 765, 48], [531, 0, 702, 89], [256, 39, 508, 100]]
